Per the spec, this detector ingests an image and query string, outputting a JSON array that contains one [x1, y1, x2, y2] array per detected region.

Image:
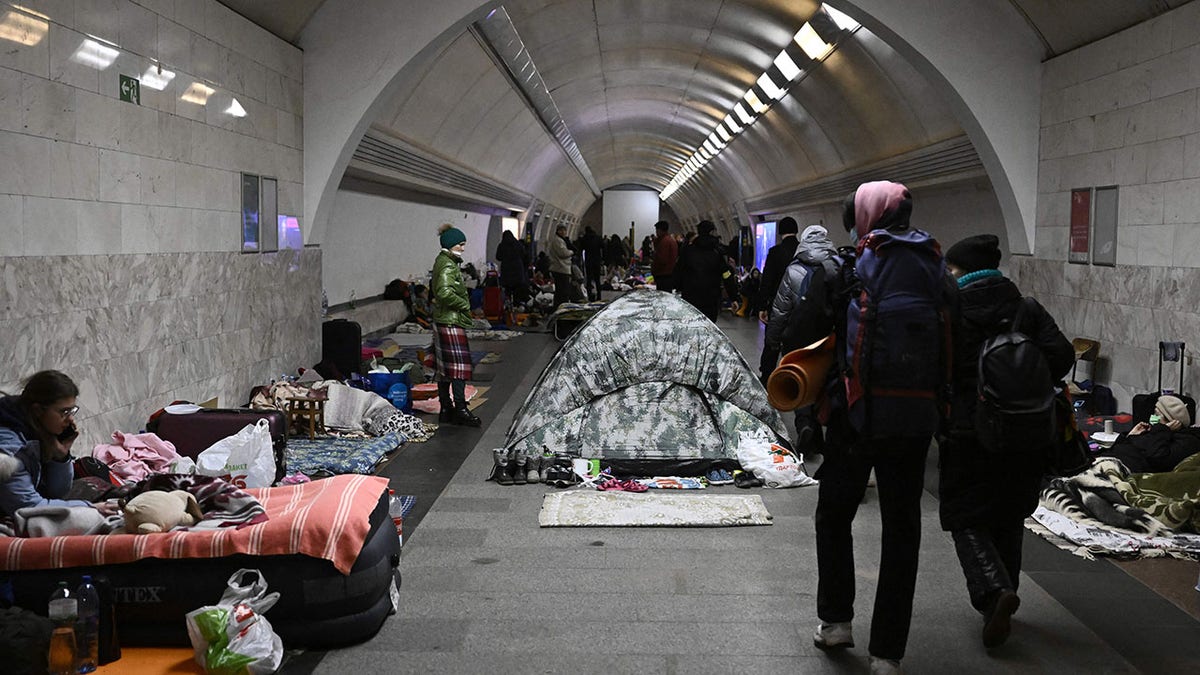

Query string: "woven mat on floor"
[[538, 490, 773, 527]]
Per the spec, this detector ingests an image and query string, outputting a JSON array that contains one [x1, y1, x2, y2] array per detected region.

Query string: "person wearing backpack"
[[765, 225, 841, 454], [675, 220, 738, 321], [812, 181, 952, 675], [939, 233, 1072, 649]]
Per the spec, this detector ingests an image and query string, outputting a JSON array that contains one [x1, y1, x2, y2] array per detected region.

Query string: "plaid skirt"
[[432, 323, 473, 381]]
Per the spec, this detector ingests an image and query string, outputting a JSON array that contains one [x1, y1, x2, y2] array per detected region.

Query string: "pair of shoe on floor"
[[438, 407, 481, 427], [493, 451, 578, 487], [705, 468, 734, 485], [813, 622, 901, 674]]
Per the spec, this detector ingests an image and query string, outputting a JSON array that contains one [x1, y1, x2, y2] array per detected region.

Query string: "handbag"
[[1046, 387, 1091, 476]]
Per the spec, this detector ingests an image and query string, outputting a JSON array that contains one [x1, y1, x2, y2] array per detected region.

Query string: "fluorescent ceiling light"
[[141, 64, 175, 90], [757, 72, 785, 101], [716, 125, 732, 143], [795, 23, 833, 60], [181, 82, 215, 105], [0, 10, 47, 46], [743, 89, 768, 114], [734, 102, 754, 125], [709, 132, 726, 149], [823, 4, 860, 31], [702, 139, 716, 154], [774, 51, 802, 80], [70, 38, 119, 69], [723, 114, 742, 134], [699, 147, 712, 160], [226, 98, 247, 117]]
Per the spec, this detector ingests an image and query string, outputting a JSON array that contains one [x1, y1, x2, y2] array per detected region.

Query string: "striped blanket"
[[0, 474, 386, 574]]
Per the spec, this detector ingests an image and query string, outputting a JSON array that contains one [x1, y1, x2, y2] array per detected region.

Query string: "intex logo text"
[[114, 586, 166, 603]]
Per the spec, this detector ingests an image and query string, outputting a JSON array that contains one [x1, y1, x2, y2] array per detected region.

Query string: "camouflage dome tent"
[[500, 290, 793, 476]]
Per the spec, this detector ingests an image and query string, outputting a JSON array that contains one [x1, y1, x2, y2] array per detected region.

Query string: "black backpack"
[[974, 297, 1056, 453], [780, 256, 839, 353]]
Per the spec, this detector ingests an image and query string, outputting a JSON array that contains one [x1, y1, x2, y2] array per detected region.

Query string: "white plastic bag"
[[195, 419, 275, 488], [186, 569, 282, 675], [736, 431, 818, 488]]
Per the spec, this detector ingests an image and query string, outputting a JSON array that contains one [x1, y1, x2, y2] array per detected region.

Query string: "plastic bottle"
[[321, 289, 329, 317], [76, 576, 100, 673], [47, 582, 77, 675], [387, 489, 404, 547], [92, 575, 120, 666]]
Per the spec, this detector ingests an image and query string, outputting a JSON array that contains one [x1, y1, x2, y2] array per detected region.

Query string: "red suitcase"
[[148, 408, 288, 484]]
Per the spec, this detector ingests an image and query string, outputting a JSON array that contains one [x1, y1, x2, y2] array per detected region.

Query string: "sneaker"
[[812, 621, 853, 650], [982, 589, 1019, 648], [706, 469, 733, 486], [869, 656, 902, 674]]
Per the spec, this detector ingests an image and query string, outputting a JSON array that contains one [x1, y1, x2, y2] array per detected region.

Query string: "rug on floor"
[[538, 490, 773, 527], [285, 432, 404, 476]]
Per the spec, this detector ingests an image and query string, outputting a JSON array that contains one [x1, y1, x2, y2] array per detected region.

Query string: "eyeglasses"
[[57, 405, 79, 418]]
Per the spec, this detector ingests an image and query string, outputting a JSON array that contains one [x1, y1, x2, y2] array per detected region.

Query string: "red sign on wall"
[[1069, 189, 1091, 264]]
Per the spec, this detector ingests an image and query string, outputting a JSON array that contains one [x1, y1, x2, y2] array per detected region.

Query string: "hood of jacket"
[[0, 396, 30, 438], [691, 233, 723, 251], [793, 226, 837, 266], [958, 274, 1022, 330]]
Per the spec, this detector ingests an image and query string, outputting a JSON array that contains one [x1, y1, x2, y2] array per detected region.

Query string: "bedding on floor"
[[0, 475, 387, 574], [286, 433, 403, 476]]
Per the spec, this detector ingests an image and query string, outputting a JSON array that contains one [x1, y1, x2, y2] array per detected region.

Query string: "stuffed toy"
[[121, 490, 204, 534]]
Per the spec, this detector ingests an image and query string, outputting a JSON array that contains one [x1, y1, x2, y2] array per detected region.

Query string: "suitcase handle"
[[1158, 341, 1186, 393]]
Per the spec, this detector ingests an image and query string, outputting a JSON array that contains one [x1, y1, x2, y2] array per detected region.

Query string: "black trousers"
[[585, 265, 602, 301], [552, 272, 573, 308], [951, 523, 1025, 613], [655, 274, 675, 293], [814, 434, 930, 661]]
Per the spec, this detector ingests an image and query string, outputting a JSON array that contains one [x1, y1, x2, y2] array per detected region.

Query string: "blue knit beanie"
[[439, 225, 466, 249]]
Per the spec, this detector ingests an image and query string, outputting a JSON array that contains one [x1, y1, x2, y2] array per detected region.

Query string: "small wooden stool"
[[285, 396, 326, 439]]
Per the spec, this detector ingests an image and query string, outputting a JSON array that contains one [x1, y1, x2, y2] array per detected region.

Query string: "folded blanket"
[[323, 383, 396, 434], [14, 506, 121, 537]]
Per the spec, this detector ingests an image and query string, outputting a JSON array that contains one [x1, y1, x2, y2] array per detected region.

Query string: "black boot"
[[450, 406, 482, 427], [437, 382, 454, 423]]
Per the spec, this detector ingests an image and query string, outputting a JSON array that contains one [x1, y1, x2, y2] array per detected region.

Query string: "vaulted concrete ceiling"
[[221, 0, 1194, 223]]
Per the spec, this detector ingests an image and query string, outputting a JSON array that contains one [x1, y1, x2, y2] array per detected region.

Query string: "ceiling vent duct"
[[473, 6, 600, 197]]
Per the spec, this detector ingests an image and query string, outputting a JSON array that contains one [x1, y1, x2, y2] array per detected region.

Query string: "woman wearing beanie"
[[939, 233, 1072, 648], [430, 224, 482, 427]]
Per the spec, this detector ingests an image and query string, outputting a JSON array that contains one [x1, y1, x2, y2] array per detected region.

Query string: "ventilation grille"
[[745, 136, 984, 213], [352, 132, 531, 209]]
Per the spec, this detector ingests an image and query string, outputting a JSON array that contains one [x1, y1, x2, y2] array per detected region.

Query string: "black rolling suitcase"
[[1131, 341, 1196, 424], [322, 318, 363, 379]]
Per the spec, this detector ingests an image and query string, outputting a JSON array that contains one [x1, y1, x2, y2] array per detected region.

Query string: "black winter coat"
[[496, 236, 528, 290], [1099, 425, 1200, 474], [675, 233, 736, 321], [756, 236, 799, 314], [939, 275, 1074, 531]]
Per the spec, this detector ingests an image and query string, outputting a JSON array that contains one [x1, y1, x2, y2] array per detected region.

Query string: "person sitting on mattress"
[[431, 224, 483, 428], [0, 370, 120, 517]]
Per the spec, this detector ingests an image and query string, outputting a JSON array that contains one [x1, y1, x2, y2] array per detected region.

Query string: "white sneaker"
[[869, 656, 903, 674], [813, 621, 854, 649]]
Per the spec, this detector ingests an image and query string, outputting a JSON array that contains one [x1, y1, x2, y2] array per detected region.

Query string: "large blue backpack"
[[844, 228, 951, 438]]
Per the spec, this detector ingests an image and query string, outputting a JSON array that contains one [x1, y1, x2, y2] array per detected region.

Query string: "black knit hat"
[[945, 234, 1002, 273]]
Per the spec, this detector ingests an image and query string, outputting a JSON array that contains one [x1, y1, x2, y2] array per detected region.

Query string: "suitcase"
[[323, 318, 363, 379], [1131, 341, 1196, 424], [483, 286, 504, 322], [149, 408, 288, 484]]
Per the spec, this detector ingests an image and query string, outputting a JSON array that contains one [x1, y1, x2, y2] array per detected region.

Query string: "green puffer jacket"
[[431, 250, 474, 329]]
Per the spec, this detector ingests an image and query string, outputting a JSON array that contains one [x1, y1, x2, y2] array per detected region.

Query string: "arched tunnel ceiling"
[[218, 0, 1195, 219]]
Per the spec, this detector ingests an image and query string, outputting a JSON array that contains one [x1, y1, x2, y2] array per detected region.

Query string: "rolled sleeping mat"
[[766, 334, 836, 411]]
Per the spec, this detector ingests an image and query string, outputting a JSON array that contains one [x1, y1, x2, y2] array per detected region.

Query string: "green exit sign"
[[119, 74, 140, 104]]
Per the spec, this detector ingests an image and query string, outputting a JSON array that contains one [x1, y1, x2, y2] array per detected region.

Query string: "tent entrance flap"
[[579, 382, 722, 460]]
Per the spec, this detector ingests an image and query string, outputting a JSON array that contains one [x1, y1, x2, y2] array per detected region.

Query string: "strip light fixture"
[[660, 4, 859, 201]]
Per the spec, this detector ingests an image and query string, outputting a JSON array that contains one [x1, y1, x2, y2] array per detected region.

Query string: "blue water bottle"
[[75, 576, 100, 673]]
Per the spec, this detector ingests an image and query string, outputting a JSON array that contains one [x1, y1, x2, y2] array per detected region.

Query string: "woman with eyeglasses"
[[0, 370, 119, 517]]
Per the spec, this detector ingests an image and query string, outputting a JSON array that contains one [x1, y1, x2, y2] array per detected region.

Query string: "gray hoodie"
[[765, 225, 838, 349]]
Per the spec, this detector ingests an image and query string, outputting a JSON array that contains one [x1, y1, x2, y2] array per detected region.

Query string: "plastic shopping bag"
[[185, 569, 282, 675], [736, 431, 818, 488], [195, 420, 275, 488]]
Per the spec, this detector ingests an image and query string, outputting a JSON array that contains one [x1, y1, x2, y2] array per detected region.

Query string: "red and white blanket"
[[0, 474, 386, 575]]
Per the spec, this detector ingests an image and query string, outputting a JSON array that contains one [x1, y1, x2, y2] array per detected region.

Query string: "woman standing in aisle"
[[431, 224, 482, 427]]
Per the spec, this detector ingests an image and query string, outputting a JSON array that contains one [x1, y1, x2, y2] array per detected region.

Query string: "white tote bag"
[[195, 419, 276, 488]]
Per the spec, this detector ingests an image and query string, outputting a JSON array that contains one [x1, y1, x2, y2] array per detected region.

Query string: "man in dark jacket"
[[938, 233, 1073, 650], [756, 217, 800, 382], [577, 226, 605, 301], [675, 220, 736, 321], [495, 230, 529, 305]]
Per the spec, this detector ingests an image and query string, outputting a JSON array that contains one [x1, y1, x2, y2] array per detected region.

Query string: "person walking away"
[[495, 230, 530, 306], [547, 224, 575, 309], [813, 182, 953, 675], [939, 234, 1072, 648], [606, 234, 627, 272], [674, 220, 737, 321], [431, 224, 482, 427], [651, 221, 678, 293], [578, 226, 605, 301], [756, 217, 801, 382], [765, 225, 841, 456], [737, 268, 761, 318]]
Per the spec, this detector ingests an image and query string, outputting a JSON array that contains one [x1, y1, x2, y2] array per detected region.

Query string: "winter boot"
[[525, 455, 541, 484], [450, 405, 482, 427], [539, 451, 555, 483], [493, 449, 514, 486], [513, 456, 528, 485]]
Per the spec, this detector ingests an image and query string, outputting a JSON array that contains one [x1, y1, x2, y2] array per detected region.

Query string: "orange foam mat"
[[97, 647, 202, 674]]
